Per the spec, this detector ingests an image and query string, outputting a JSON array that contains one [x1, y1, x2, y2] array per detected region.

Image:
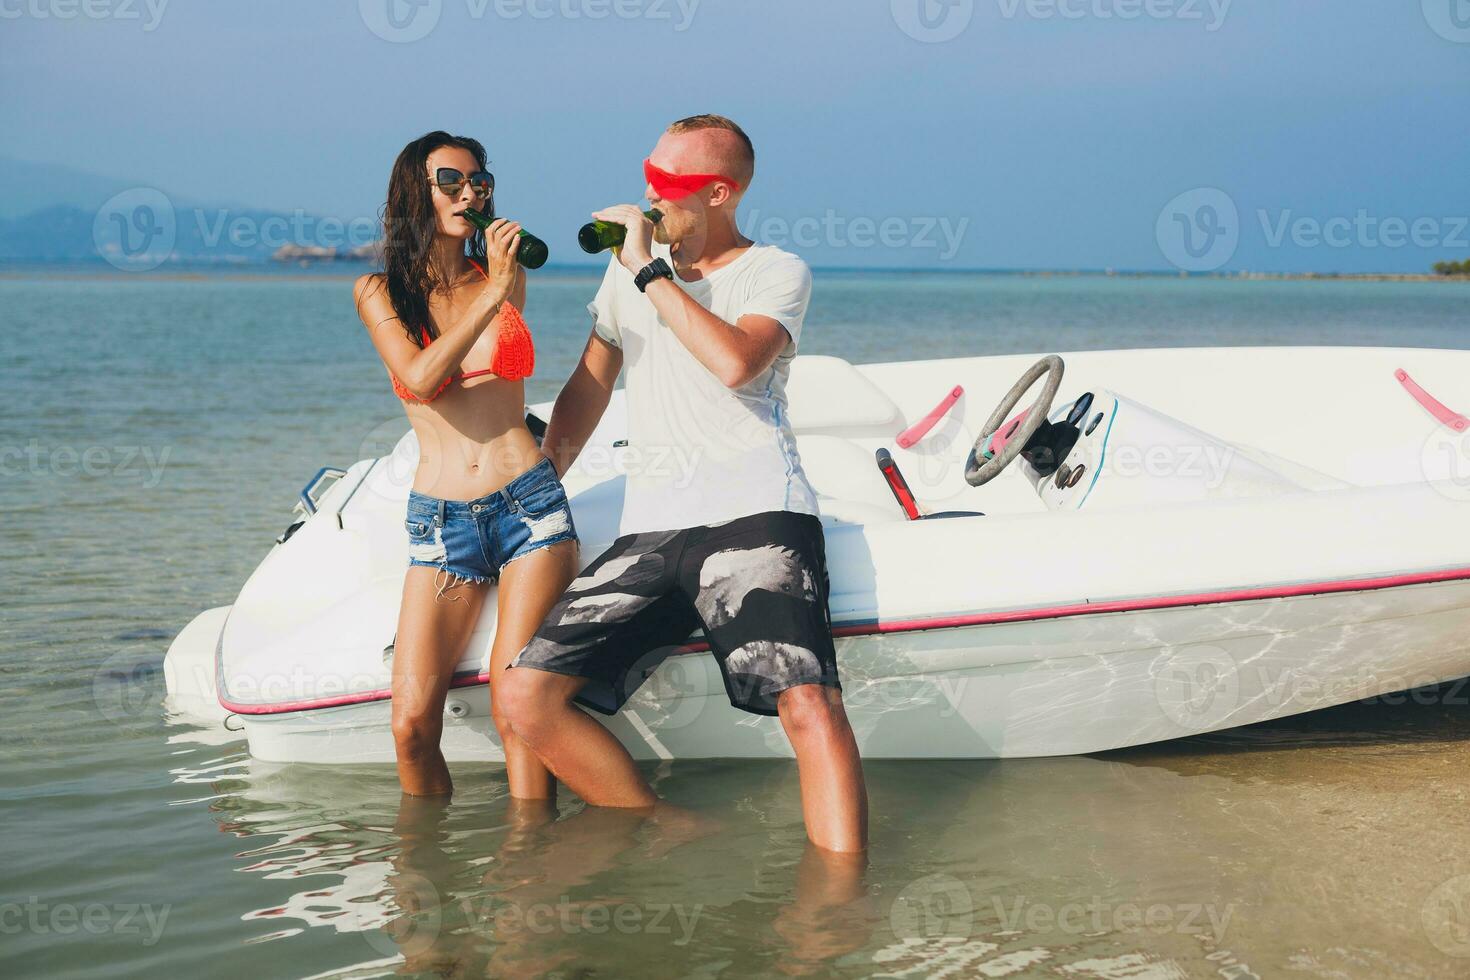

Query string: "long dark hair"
[[381, 131, 491, 346]]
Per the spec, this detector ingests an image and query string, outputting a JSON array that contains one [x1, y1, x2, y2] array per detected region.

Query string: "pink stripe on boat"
[[218, 564, 1470, 716]]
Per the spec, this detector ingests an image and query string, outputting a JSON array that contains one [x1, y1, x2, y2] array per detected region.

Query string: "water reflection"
[[174, 690, 1470, 978]]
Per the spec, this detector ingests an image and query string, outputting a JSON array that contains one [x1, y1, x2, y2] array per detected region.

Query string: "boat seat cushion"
[[787, 356, 903, 435], [798, 433, 910, 525]]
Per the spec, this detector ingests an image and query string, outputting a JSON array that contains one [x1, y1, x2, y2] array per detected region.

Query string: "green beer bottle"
[[578, 210, 663, 255], [462, 208, 549, 270]]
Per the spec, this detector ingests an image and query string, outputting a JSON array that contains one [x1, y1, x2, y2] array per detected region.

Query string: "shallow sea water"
[[3, 270, 1469, 978]]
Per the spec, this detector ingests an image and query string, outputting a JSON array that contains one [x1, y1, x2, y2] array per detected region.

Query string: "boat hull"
[[160, 345, 1470, 764], [233, 576, 1470, 763]]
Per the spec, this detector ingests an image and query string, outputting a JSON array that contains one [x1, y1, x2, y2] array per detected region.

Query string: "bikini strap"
[[467, 258, 488, 280]]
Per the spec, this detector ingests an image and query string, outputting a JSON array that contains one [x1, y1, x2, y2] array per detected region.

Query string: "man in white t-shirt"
[[501, 115, 867, 853]]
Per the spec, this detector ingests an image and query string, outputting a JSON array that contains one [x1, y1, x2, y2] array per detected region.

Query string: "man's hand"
[[591, 204, 656, 273]]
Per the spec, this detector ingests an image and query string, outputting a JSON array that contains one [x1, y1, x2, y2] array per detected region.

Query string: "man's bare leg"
[[778, 684, 868, 853], [498, 667, 657, 808]]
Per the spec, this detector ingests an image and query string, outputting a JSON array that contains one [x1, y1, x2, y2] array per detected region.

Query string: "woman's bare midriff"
[[405, 378, 547, 500]]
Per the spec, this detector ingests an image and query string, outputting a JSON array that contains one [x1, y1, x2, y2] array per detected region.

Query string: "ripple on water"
[[5, 275, 1470, 978]]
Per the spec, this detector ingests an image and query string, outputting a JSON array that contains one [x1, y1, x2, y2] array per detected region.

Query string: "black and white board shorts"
[[511, 510, 841, 717]]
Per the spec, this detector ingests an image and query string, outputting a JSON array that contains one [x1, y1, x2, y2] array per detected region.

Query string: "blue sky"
[[2, 0, 1467, 271]]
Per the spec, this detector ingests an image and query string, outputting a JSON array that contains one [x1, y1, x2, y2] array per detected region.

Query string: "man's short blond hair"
[[666, 114, 755, 187]]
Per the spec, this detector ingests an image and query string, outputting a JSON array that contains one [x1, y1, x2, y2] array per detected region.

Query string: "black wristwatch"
[[634, 257, 674, 293]]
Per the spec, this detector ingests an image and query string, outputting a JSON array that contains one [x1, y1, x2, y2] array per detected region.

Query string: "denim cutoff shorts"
[[405, 456, 578, 597]]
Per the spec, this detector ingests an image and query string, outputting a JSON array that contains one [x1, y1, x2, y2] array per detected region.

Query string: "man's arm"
[[542, 328, 623, 478], [642, 280, 790, 389], [592, 205, 796, 389]]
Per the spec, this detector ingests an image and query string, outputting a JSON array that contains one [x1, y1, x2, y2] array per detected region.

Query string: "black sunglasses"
[[430, 167, 494, 200]]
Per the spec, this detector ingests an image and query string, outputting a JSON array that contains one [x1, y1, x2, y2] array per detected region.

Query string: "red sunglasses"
[[643, 158, 741, 200]]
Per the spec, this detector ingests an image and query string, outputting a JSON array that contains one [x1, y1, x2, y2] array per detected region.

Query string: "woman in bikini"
[[354, 131, 579, 798]]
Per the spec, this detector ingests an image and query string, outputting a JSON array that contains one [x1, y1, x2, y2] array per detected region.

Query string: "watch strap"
[[634, 257, 674, 293]]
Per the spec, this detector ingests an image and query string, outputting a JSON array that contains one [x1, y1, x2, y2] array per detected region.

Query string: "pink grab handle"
[[896, 385, 965, 449], [1396, 368, 1469, 432]]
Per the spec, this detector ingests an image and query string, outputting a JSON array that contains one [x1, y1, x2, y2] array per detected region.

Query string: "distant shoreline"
[[1, 263, 1466, 284]]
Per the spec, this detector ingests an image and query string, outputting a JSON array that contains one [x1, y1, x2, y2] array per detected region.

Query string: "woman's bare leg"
[[392, 567, 489, 795], [488, 539, 580, 800]]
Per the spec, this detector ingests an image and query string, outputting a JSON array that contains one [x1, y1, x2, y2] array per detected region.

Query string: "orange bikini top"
[[391, 258, 535, 402]]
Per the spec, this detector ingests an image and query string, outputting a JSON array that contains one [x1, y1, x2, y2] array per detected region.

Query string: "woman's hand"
[[479, 218, 523, 309], [592, 205, 655, 273]]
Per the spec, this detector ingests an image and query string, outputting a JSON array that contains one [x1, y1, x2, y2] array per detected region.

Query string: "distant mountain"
[[0, 156, 139, 220], [0, 155, 380, 266], [0, 205, 98, 260]]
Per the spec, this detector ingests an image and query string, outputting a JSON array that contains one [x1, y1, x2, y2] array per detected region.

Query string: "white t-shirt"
[[589, 241, 821, 536]]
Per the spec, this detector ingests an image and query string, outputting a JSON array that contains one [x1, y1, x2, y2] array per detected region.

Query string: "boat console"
[[1018, 388, 1312, 511]]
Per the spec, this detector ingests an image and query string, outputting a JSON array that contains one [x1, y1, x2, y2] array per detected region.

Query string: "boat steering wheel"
[[964, 355, 1066, 486]]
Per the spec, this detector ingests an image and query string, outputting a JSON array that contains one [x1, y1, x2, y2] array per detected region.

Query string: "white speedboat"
[[165, 346, 1470, 763]]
